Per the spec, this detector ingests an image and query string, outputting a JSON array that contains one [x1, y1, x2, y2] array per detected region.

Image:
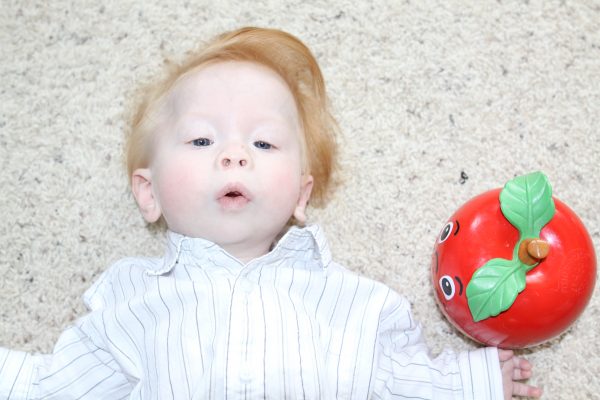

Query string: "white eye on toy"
[[438, 222, 454, 243], [439, 275, 456, 300]]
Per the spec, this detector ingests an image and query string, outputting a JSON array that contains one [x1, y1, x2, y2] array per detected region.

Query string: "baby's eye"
[[191, 138, 213, 147], [254, 140, 273, 150]]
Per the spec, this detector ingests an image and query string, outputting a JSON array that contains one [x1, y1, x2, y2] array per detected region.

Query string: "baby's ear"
[[131, 168, 162, 223], [293, 174, 314, 223]]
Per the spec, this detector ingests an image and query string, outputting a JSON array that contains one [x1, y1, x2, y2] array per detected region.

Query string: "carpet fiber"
[[1, 1, 599, 398]]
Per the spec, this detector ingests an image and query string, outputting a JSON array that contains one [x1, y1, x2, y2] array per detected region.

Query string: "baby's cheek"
[[156, 165, 199, 210], [269, 169, 303, 203], [273, 168, 299, 188]]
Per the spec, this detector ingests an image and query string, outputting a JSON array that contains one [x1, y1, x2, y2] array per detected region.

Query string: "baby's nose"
[[221, 157, 248, 167], [219, 145, 251, 169]]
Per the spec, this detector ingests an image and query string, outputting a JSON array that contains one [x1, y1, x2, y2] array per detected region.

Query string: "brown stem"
[[518, 238, 550, 266]]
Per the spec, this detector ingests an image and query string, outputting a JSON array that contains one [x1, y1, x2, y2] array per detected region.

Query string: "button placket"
[[228, 270, 258, 390], [238, 277, 254, 296]]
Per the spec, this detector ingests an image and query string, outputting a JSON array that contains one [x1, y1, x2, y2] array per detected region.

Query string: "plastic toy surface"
[[431, 172, 596, 349]]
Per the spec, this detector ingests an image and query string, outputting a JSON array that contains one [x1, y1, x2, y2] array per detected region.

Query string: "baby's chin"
[[173, 223, 281, 256]]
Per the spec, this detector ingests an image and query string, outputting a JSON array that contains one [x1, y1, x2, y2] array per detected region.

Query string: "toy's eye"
[[439, 222, 454, 243], [439, 275, 456, 300]]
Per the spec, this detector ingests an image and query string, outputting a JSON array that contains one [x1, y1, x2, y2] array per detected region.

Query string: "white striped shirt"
[[0, 225, 503, 399]]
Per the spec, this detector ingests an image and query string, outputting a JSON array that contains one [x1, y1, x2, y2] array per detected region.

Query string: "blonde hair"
[[126, 27, 339, 209]]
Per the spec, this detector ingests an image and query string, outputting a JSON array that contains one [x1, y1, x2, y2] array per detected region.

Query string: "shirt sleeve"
[[0, 319, 133, 400], [372, 293, 503, 400]]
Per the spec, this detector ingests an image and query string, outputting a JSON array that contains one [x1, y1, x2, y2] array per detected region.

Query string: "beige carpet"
[[1, 1, 598, 398]]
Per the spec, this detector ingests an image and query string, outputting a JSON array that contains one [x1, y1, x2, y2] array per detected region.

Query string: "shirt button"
[[239, 278, 254, 294]]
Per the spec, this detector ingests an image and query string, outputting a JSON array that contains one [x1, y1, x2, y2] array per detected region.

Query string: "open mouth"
[[217, 184, 252, 210]]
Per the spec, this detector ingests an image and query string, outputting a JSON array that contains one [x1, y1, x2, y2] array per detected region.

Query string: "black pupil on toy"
[[441, 278, 453, 296], [440, 223, 452, 242]]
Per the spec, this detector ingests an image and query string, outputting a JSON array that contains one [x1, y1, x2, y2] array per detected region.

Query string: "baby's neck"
[[220, 241, 273, 264], [173, 226, 294, 265]]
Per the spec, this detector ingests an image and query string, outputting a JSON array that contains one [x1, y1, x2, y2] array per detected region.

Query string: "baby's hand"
[[499, 349, 542, 399]]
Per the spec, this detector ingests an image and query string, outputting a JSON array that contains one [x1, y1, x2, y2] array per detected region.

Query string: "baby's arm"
[[368, 289, 551, 399], [499, 349, 542, 399], [0, 348, 37, 398], [372, 293, 505, 399], [0, 321, 132, 399]]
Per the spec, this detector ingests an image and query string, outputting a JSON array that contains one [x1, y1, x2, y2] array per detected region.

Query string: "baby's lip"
[[217, 183, 252, 200], [217, 183, 252, 211]]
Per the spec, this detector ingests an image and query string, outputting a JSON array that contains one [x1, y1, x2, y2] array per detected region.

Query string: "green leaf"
[[466, 258, 527, 322], [499, 171, 555, 238], [465, 172, 557, 322]]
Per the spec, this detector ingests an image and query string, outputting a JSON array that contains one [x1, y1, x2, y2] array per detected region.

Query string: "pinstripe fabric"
[[0, 225, 503, 399]]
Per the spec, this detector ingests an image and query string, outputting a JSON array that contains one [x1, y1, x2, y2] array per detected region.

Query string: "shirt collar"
[[145, 224, 332, 276]]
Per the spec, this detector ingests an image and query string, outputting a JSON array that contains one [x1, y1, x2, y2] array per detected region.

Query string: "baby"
[[0, 27, 541, 399]]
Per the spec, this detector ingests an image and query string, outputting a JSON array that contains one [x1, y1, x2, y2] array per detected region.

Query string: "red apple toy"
[[431, 172, 596, 349]]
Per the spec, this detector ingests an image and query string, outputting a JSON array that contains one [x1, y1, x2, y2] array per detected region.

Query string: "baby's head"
[[125, 27, 339, 259]]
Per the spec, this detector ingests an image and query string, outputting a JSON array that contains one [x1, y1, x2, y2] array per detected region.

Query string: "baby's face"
[[135, 61, 313, 262]]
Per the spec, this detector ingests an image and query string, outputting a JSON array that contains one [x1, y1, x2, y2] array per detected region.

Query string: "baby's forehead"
[[171, 61, 290, 98], [164, 61, 300, 123]]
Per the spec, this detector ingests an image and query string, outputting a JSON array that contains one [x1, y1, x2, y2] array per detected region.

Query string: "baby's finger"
[[512, 382, 543, 398], [516, 356, 533, 371], [498, 349, 514, 361], [512, 366, 532, 381], [511, 356, 534, 380]]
